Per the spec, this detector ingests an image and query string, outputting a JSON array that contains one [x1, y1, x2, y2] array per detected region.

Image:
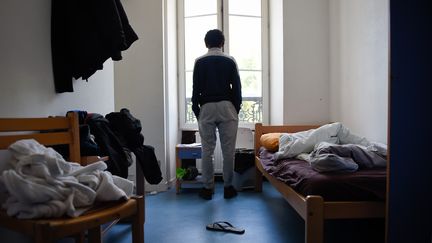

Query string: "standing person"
[[192, 29, 242, 200]]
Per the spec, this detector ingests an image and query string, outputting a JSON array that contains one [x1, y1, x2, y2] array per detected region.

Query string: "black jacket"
[[51, 0, 138, 93], [86, 113, 130, 179], [106, 109, 163, 185]]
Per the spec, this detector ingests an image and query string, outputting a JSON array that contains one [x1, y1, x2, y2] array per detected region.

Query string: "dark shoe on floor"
[[224, 186, 237, 199], [199, 187, 213, 200]]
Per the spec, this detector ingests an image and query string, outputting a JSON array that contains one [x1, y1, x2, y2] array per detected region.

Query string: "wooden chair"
[[0, 112, 144, 243]]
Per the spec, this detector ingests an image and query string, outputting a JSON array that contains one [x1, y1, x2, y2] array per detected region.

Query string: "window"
[[178, 0, 268, 129]]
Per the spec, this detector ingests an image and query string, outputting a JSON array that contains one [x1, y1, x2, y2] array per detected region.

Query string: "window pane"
[[185, 15, 217, 70], [240, 71, 262, 97], [181, 0, 265, 125], [229, 16, 262, 70], [185, 71, 196, 123], [185, 71, 193, 98], [239, 99, 262, 123], [184, 0, 216, 17], [185, 97, 197, 123], [239, 70, 263, 123], [229, 0, 261, 16]]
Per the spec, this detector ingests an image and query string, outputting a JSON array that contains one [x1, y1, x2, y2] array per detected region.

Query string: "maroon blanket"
[[259, 148, 386, 201]]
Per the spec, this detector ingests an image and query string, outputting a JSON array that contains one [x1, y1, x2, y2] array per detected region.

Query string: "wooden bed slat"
[[254, 123, 319, 154], [255, 156, 308, 218], [0, 114, 80, 164], [0, 117, 70, 132]]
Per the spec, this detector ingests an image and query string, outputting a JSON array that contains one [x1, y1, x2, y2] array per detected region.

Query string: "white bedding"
[[0, 139, 133, 219], [274, 122, 387, 172]]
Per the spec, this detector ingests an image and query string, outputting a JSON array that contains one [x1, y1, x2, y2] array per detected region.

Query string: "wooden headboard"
[[0, 112, 80, 163], [254, 123, 320, 155]]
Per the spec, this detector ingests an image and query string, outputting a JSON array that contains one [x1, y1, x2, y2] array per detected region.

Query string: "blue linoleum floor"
[[0, 181, 384, 243], [105, 181, 384, 243]]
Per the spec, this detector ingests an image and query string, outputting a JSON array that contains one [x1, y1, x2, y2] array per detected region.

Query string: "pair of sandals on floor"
[[206, 221, 245, 234]]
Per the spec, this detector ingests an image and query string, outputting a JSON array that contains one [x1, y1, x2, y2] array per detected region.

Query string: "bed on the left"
[[0, 112, 144, 243]]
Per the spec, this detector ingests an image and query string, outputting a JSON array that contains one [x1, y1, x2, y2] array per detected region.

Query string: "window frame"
[[178, 0, 269, 130]]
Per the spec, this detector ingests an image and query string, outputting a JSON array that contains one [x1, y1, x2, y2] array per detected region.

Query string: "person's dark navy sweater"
[[192, 48, 242, 118]]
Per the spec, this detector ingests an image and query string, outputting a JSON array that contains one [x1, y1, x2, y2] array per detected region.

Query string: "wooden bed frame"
[[254, 123, 385, 243]]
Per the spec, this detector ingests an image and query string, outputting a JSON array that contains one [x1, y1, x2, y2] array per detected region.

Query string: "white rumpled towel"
[[0, 139, 134, 219]]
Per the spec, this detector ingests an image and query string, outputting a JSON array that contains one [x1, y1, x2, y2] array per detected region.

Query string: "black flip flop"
[[206, 221, 245, 234]]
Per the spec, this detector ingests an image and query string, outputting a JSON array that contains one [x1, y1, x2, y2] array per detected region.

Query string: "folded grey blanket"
[[308, 142, 387, 173]]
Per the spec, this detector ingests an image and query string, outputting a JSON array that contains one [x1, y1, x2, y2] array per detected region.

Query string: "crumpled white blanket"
[[0, 139, 134, 219], [274, 122, 387, 160]]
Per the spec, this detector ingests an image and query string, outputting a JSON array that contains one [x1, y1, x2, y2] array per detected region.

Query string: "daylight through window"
[[179, 0, 268, 128]]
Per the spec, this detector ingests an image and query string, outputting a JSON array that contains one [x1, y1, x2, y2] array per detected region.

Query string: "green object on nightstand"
[[176, 168, 186, 179]]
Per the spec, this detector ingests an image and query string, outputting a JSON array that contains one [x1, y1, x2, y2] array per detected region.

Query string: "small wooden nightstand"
[[176, 144, 203, 193]]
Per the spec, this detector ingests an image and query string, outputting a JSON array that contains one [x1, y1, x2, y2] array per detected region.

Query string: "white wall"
[[0, 1, 114, 241], [329, 0, 388, 143], [0, 0, 114, 118], [114, 0, 168, 190], [282, 0, 330, 124]]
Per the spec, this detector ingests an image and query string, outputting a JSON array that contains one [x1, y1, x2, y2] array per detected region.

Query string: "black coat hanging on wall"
[[51, 0, 138, 93]]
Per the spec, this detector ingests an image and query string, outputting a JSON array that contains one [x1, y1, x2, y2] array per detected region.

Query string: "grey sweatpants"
[[198, 101, 239, 188]]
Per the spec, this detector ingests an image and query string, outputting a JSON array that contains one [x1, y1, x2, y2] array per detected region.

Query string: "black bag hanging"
[[133, 145, 163, 184], [106, 108, 163, 184]]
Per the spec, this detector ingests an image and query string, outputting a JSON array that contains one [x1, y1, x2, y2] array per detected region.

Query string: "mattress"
[[259, 147, 386, 201]]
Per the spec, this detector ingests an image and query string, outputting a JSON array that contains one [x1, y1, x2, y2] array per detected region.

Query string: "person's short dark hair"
[[204, 29, 225, 48]]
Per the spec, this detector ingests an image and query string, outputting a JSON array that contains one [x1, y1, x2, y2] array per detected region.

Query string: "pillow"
[[260, 133, 282, 152]]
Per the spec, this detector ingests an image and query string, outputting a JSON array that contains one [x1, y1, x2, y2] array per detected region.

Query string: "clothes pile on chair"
[[0, 139, 133, 219]]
